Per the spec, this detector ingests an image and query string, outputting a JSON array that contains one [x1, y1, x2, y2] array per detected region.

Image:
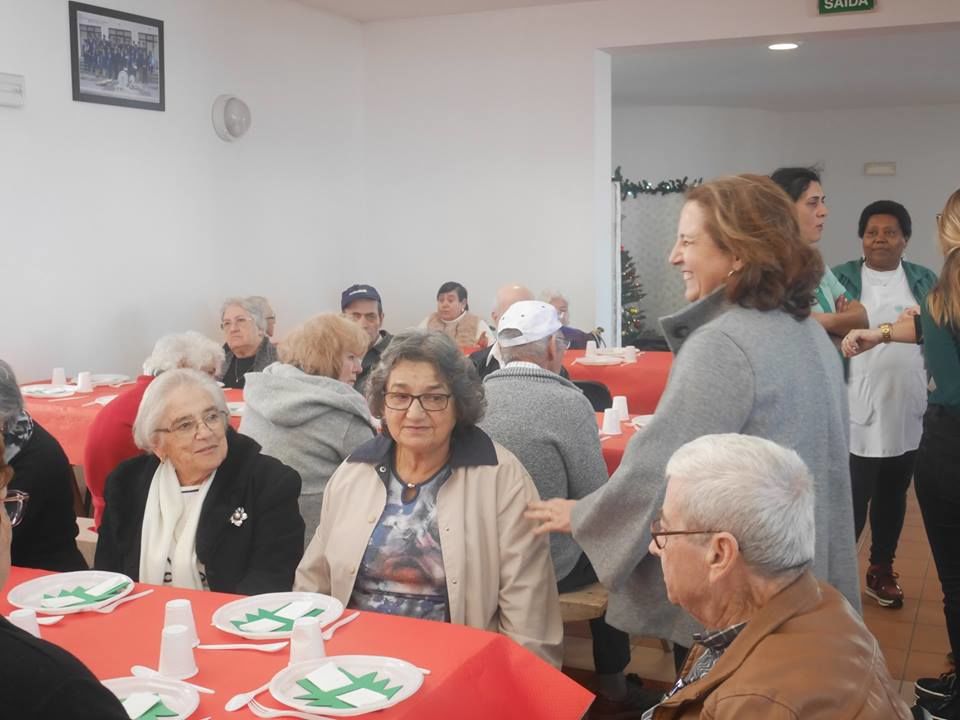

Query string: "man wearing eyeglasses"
[[480, 301, 652, 716], [0, 437, 129, 719], [642, 434, 909, 719]]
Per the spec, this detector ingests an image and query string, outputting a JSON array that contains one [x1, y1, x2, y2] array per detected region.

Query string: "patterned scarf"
[[2, 410, 34, 463]]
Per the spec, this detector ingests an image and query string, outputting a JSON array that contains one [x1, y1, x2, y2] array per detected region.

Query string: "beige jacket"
[[653, 571, 910, 719], [294, 427, 563, 668]]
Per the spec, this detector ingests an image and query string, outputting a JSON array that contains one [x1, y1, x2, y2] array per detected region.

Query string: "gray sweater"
[[240, 363, 375, 538], [479, 363, 607, 580], [571, 289, 860, 645]]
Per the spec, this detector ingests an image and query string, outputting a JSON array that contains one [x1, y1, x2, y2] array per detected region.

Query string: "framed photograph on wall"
[[69, 2, 164, 111]]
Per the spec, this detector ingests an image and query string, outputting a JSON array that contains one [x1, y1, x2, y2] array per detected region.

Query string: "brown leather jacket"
[[653, 571, 910, 719]]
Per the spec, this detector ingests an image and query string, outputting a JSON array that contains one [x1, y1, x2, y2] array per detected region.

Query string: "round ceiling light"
[[768, 42, 800, 51]]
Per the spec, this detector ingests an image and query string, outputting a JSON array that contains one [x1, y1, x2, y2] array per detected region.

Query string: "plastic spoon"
[[321, 611, 359, 641], [197, 641, 289, 652], [225, 681, 271, 712]]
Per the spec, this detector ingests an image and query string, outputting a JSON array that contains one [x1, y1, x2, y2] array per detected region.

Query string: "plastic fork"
[[249, 699, 335, 719]]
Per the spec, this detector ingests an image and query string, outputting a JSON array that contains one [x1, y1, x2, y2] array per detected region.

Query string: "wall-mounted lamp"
[[212, 94, 251, 142], [0, 73, 25, 107]]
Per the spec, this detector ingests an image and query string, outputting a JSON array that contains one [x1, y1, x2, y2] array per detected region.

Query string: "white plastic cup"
[[585, 340, 598, 358], [75, 371, 94, 393], [158, 624, 198, 679], [9, 608, 41, 638], [612, 395, 630, 422], [164, 599, 198, 647], [623, 346, 638, 363], [601, 408, 622, 436], [51, 368, 67, 387], [288, 615, 325, 666]]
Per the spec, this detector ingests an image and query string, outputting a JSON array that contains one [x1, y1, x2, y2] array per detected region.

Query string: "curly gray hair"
[[366, 330, 486, 433], [142, 331, 226, 377]]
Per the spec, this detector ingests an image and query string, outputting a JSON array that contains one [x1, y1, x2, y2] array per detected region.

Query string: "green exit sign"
[[819, 0, 875, 14]]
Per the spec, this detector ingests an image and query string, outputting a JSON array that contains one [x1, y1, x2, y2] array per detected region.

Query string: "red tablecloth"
[[564, 351, 671, 415], [23, 385, 244, 465], [2, 567, 593, 720], [597, 413, 639, 475]]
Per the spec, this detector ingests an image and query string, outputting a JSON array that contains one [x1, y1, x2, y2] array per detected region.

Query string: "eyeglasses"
[[384, 392, 452, 412], [221, 316, 251, 330], [650, 515, 721, 550], [156, 409, 227, 438], [4, 490, 29, 527]]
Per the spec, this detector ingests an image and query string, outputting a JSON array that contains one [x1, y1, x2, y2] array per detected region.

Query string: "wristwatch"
[[880, 323, 893, 343]]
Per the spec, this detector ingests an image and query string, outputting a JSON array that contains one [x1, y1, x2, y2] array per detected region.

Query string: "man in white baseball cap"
[[480, 301, 652, 717]]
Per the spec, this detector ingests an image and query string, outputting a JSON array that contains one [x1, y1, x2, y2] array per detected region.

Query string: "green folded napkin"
[[294, 667, 402, 709], [42, 581, 129, 606], [230, 603, 322, 632]]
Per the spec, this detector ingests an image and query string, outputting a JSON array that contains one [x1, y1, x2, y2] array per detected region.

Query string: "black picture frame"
[[69, 2, 164, 111]]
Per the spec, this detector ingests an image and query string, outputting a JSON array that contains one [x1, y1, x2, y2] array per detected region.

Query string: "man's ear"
[[705, 532, 739, 582]]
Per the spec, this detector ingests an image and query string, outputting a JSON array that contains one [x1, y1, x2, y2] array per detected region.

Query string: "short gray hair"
[[367, 330, 486, 432], [539, 289, 566, 304], [247, 296, 275, 321], [132, 368, 228, 451], [0, 359, 24, 427], [665, 433, 815, 579], [499, 332, 551, 365], [220, 297, 266, 333], [142, 331, 226, 377]]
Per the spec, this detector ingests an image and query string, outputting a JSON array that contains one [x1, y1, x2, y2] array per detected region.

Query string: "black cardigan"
[[94, 429, 304, 595], [9, 422, 87, 572]]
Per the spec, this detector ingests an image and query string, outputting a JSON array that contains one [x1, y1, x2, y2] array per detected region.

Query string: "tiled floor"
[[562, 486, 953, 706]]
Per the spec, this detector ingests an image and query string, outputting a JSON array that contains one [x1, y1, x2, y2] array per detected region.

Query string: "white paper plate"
[[20, 384, 76, 398], [270, 655, 424, 716], [7, 570, 134, 615], [211, 592, 344, 640], [596, 346, 636, 356], [102, 676, 200, 720], [88, 373, 131, 386], [574, 356, 624, 366], [227, 402, 245, 417]]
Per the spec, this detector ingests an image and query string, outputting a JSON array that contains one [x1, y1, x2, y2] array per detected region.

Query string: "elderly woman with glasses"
[[294, 330, 562, 667], [218, 296, 278, 389], [83, 331, 225, 530], [95, 369, 304, 594], [0, 359, 87, 572]]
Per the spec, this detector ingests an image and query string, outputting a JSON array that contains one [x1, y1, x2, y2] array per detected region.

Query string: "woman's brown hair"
[[927, 189, 960, 330], [278, 314, 368, 379], [685, 174, 823, 320]]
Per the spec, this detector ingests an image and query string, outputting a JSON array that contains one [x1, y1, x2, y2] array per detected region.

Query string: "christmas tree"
[[621, 245, 646, 345]]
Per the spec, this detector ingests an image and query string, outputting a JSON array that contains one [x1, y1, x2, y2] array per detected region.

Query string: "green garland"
[[612, 166, 701, 201]]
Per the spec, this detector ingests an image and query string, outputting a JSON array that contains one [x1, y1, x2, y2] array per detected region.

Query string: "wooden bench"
[[559, 582, 608, 622]]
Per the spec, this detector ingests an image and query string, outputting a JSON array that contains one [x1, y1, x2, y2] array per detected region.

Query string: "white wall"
[[361, 0, 960, 335], [613, 102, 960, 273], [0, 0, 363, 381]]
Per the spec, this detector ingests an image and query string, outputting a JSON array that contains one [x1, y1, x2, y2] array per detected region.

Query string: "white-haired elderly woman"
[[540, 289, 598, 350], [94, 369, 304, 594], [83, 331, 225, 529], [0, 359, 87, 572], [294, 330, 563, 667], [218, 297, 278, 389], [645, 434, 910, 719]]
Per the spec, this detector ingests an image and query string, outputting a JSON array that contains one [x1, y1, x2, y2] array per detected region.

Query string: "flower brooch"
[[229, 506, 248, 527]]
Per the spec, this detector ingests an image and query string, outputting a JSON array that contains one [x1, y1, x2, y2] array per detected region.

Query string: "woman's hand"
[[841, 328, 882, 358], [897, 305, 921, 323], [524, 499, 576, 536]]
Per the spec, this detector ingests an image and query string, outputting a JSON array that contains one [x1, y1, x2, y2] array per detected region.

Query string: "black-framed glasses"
[[384, 392, 452, 412], [650, 516, 720, 550], [156, 409, 227, 439], [4, 490, 29, 527]]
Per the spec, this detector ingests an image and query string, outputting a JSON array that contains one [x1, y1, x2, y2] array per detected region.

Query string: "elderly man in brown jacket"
[[644, 434, 912, 720]]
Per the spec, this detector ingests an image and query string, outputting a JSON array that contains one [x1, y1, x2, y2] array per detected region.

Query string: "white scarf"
[[139, 459, 214, 590]]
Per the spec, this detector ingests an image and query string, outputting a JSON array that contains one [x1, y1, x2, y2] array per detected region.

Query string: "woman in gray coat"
[[240, 314, 375, 539], [527, 174, 860, 655]]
